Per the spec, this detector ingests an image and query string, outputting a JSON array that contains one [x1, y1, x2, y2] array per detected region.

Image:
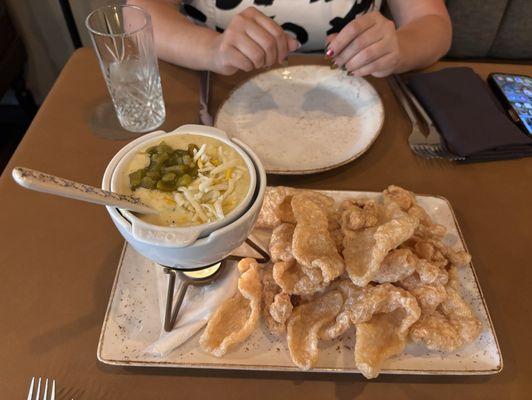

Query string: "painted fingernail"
[[330, 62, 338, 70], [325, 48, 334, 58], [347, 71, 353, 76]]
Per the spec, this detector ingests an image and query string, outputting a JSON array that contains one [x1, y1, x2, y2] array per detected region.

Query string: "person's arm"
[[327, 0, 451, 77], [128, 0, 217, 71], [389, 0, 452, 73], [128, 0, 298, 75]]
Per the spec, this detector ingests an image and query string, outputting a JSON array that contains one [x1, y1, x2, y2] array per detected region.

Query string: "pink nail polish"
[[325, 48, 334, 58]]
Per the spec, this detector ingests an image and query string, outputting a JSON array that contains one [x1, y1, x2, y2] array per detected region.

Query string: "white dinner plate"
[[98, 189, 502, 376], [214, 66, 384, 174]]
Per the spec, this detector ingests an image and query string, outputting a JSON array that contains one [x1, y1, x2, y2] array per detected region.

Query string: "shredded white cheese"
[[193, 144, 207, 162], [168, 145, 245, 224], [180, 187, 208, 222], [210, 159, 239, 176]]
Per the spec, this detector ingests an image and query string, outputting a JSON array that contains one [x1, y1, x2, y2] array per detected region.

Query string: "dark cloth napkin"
[[406, 67, 532, 161]]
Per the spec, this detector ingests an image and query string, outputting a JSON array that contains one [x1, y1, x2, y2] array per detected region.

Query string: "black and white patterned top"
[[180, 0, 382, 52]]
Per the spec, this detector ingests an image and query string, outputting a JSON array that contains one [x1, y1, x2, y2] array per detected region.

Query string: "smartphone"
[[488, 73, 532, 136]]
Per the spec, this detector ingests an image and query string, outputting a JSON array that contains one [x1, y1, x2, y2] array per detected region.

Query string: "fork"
[[390, 75, 465, 161], [388, 76, 427, 158], [26, 377, 55, 400]]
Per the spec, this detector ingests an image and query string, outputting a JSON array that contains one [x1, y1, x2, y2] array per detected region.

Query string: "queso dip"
[[125, 134, 250, 227]]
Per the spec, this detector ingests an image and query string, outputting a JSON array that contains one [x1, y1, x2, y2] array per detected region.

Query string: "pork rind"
[[383, 185, 447, 240], [269, 223, 295, 263], [261, 266, 286, 337], [287, 290, 343, 370], [373, 248, 443, 285], [319, 279, 362, 340], [405, 236, 471, 269], [203, 185, 482, 377], [279, 190, 336, 226], [410, 286, 482, 352], [292, 194, 345, 283], [327, 210, 341, 231], [415, 259, 447, 285], [330, 228, 344, 253], [270, 293, 293, 324], [400, 261, 448, 288], [343, 212, 419, 287], [405, 237, 448, 268], [273, 259, 327, 296], [446, 265, 460, 290], [398, 259, 448, 315], [416, 221, 447, 241], [431, 240, 472, 267], [339, 199, 379, 230], [348, 284, 421, 379], [256, 186, 298, 229], [200, 258, 262, 356], [372, 248, 417, 283], [382, 185, 416, 211], [256, 186, 335, 229], [408, 282, 447, 315]]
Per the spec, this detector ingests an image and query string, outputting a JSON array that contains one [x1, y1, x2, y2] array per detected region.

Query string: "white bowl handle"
[[171, 124, 228, 139], [131, 219, 202, 248]]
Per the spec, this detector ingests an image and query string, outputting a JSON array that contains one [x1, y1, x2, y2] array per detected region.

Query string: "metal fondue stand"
[[161, 238, 270, 332]]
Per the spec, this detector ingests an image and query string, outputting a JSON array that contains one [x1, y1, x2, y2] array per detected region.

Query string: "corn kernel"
[[225, 168, 233, 180]]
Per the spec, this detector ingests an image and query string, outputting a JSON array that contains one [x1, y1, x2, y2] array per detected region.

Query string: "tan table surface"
[[1, 48, 531, 399]]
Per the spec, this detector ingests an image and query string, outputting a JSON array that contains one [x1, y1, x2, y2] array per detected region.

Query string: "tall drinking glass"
[[86, 5, 165, 133]]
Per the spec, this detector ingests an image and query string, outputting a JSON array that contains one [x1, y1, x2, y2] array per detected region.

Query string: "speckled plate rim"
[[97, 190, 502, 375], [213, 66, 385, 175]]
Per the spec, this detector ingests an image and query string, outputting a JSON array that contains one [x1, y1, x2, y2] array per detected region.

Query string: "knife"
[[199, 70, 214, 126]]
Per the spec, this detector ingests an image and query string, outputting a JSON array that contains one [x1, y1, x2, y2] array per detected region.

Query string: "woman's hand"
[[327, 11, 401, 78], [208, 7, 299, 75]]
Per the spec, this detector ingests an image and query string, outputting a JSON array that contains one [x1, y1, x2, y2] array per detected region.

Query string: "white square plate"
[[98, 190, 502, 375]]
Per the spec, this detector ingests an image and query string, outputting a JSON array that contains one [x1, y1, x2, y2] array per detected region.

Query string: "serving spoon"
[[11, 167, 157, 214]]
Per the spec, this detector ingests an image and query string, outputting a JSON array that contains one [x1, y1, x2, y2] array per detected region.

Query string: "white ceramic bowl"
[[102, 124, 266, 269], [109, 125, 257, 247]]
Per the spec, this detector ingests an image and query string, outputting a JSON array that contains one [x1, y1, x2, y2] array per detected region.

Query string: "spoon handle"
[[12, 167, 157, 215]]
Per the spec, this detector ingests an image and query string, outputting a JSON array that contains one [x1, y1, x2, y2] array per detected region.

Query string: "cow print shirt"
[[180, 0, 381, 52]]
